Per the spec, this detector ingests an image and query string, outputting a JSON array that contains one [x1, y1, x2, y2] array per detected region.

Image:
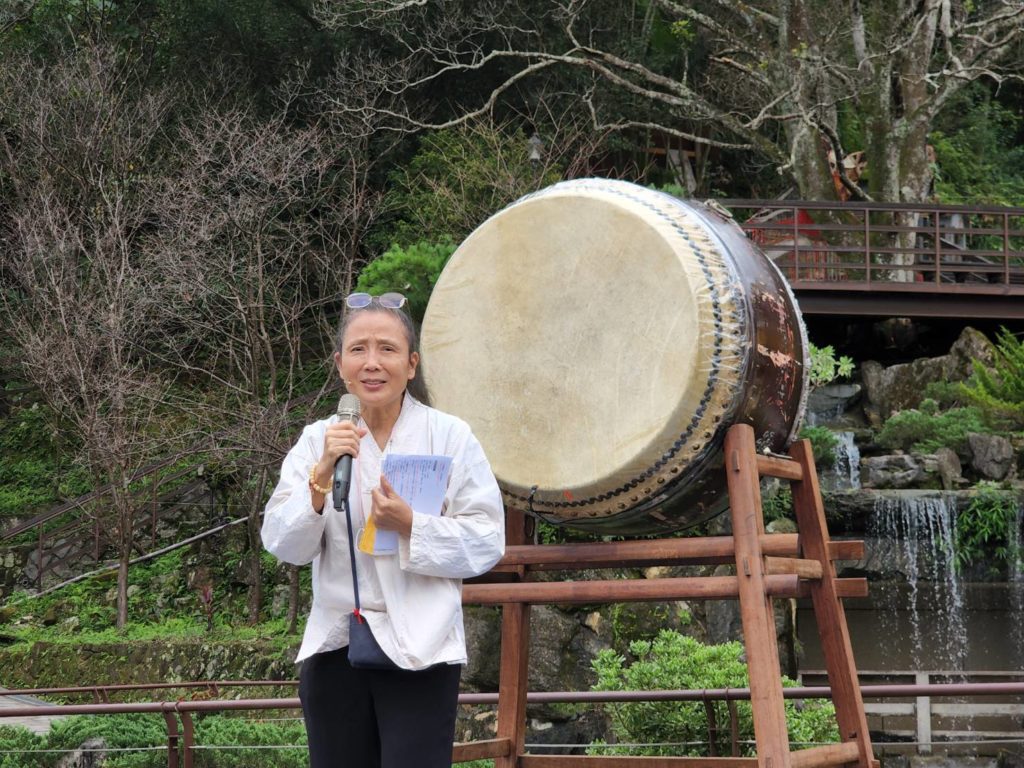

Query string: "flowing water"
[[869, 492, 967, 670], [816, 430, 861, 492]]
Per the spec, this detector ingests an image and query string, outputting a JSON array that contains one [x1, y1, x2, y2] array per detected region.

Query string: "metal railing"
[[2, 681, 1022, 766], [721, 199, 1024, 288]]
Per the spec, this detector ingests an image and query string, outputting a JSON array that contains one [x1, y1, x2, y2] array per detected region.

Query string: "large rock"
[[805, 383, 863, 426], [56, 738, 107, 768], [966, 433, 1017, 480], [860, 454, 924, 489], [861, 327, 995, 419], [934, 447, 966, 490]]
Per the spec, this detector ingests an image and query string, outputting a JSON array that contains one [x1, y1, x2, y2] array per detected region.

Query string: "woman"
[[261, 292, 505, 768]]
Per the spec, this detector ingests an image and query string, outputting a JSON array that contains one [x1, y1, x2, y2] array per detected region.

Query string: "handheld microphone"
[[333, 393, 361, 501]]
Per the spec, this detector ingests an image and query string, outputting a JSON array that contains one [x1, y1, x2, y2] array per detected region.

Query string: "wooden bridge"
[[723, 200, 1024, 320]]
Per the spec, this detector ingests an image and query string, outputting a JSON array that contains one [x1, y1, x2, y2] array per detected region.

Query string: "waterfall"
[[832, 432, 860, 490], [869, 492, 967, 670]]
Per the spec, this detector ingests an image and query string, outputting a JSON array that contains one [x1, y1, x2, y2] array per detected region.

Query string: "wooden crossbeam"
[[472, 538, 864, 575], [462, 575, 867, 605], [452, 738, 511, 762], [790, 742, 860, 768], [520, 758, 758, 767]]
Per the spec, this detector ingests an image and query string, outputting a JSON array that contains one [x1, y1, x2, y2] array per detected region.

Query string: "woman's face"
[[335, 311, 419, 414]]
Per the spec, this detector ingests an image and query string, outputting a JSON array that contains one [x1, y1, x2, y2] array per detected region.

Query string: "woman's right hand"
[[312, 421, 367, 493]]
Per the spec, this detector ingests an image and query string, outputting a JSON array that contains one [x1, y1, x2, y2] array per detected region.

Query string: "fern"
[[961, 327, 1024, 428]]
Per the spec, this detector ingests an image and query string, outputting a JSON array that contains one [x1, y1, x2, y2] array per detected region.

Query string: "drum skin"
[[421, 179, 808, 535]]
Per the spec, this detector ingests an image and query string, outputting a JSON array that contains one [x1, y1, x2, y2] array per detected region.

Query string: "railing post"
[[863, 209, 870, 283], [181, 711, 194, 768], [792, 206, 800, 281], [916, 671, 932, 755], [1004, 213, 1010, 285], [934, 209, 941, 284], [163, 711, 179, 768]]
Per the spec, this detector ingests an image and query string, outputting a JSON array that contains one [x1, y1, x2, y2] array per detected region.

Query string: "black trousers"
[[299, 646, 462, 768]]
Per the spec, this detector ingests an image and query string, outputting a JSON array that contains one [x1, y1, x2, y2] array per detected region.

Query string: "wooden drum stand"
[[454, 423, 877, 768]]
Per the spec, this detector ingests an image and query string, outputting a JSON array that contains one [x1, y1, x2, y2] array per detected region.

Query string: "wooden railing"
[[722, 199, 1024, 288]]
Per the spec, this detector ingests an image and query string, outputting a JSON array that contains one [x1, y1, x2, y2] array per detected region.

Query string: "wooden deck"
[[722, 200, 1024, 319]]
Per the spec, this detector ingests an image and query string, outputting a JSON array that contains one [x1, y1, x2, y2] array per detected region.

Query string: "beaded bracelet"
[[308, 465, 331, 496]]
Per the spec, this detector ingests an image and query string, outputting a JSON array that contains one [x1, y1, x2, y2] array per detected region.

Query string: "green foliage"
[[355, 241, 457, 324], [875, 402, 991, 454], [0, 546, 306, 644], [959, 327, 1024, 429], [0, 725, 46, 768], [808, 344, 854, 388], [798, 426, 840, 467], [0, 714, 307, 768], [191, 715, 307, 767], [47, 713, 167, 768], [761, 487, 794, 523], [0, 403, 91, 519], [374, 122, 562, 252], [953, 482, 1022, 575], [930, 84, 1024, 207], [589, 630, 838, 756]]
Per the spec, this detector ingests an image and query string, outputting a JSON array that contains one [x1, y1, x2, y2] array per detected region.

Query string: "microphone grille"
[[336, 393, 361, 423]]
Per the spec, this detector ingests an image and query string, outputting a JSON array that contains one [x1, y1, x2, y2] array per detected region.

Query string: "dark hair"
[[335, 304, 433, 406]]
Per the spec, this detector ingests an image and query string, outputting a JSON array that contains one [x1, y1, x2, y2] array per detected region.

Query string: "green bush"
[[0, 714, 309, 768], [761, 487, 794, 523], [960, 326, 1024, 429], [953, 481, 1023, 575], [875, 402, 991, 454], [46, 713, 167, 768], [355, 241, 457, 324], [589, 630, 839, 756], [798, 426, 840, 467], [0, 725, 47, 768], [191, 715, 307, 767], [374, 122, 562, 252]]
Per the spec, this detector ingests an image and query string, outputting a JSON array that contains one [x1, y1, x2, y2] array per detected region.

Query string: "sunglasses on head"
[[345, 292, 407, 310]]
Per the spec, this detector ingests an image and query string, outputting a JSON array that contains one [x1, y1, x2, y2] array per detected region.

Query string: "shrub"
[[0, 714, 309, 768], [355, 241, 457, 324], [960, 326, 1024, 429], [953, 481, 1023, 575], [0, 725, 47, 768], [875, 402, 990, 454], [798, 426, 840, 467], [589, 630, 839, 756], [191, 715, 307, 767]]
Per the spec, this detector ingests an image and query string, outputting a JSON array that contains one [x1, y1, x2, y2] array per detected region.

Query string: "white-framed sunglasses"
[[345, 292, 408, 309]]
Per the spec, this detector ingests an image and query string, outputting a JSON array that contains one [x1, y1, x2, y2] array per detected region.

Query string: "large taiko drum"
[[421, 179, 809, 535]]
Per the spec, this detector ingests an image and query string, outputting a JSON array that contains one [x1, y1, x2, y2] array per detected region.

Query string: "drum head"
[[422, 180, 751, 524]]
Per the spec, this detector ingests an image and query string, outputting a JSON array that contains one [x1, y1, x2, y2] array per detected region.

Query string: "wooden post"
[[725, 424, 792, 768], [496, 507, 531, 767], [789, 438, 875, 768]]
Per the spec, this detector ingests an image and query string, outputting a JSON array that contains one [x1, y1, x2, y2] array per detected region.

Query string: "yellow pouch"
[[357, 514, 377, 555]]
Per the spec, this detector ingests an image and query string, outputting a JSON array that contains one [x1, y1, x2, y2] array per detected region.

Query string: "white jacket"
[[261, 394, 505, 669]]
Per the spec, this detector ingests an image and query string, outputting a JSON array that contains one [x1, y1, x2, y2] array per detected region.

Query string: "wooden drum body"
[[421, 179, 808, 534]]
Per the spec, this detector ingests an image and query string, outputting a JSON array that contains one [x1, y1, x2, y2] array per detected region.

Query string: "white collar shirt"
[[261, 394, 505, 669]]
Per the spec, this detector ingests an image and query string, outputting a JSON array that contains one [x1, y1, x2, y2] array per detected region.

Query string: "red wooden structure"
[[456, 423, 878, 768]]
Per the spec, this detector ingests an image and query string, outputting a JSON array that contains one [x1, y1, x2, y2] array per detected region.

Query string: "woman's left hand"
[[370, 475, 414, 537]]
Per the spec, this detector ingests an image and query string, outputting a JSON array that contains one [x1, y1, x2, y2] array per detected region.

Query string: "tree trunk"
[[287, 564, 300, 635], [247, 465, 270, 624]]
